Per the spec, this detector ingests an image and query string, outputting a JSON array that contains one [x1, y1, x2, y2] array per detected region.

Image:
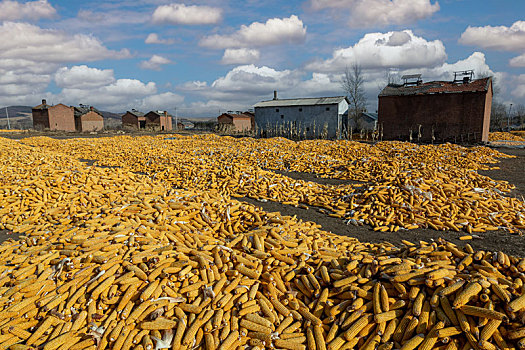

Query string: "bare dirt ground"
[[0, 230, 19, 244]]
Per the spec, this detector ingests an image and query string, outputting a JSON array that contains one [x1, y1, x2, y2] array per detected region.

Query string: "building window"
[[276, 108, 279, 112], [306, 127, 310, 132], [299, 108, 302, 112], [326, 107, 330, 111], [281, 115, 284, 119]]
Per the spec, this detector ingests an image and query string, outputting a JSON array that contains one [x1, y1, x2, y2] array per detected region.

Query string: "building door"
[[139, 121, 146, 129]]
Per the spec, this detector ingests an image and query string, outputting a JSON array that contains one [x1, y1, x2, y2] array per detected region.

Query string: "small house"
[[144, 110, 172, 131], [74, 105, 104, 132], [346, 112, 378, 131], [122, 109, 146, 129], [32, 99, 76, 131], [217, 112, 254, 132]]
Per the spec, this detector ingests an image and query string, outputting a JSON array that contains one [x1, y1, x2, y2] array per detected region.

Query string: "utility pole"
[[508, 103, 513, 131], [5, 107, 10, 130], [174, 107, 177, 131]]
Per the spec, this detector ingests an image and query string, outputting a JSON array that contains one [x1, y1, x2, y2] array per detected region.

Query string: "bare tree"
[[515, 104, 525, 127], [490, 101, 506, 131], [341, 63, 367, 137], [376, 69, 400, 95]]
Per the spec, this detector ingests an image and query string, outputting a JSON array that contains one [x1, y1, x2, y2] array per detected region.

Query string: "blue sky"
[[0, 0, 523, 117]]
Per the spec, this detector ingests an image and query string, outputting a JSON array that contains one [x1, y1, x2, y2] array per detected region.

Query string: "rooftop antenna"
[[401, 74, 422, 86], [453, 70, 474, 84]]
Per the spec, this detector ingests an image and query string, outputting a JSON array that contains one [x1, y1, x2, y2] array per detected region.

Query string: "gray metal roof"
[[253, 96, 348, 108], [362, 112, 378, 121]]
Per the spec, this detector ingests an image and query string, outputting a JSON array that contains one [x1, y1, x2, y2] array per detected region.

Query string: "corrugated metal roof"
[[362, 112, 378, 121], [253, 96, 347, 108], [379, 77, 491, 97]]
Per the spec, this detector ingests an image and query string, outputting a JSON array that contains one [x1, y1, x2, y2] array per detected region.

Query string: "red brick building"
[[378, 77, 493, 143], [32, 100, 76, 131], [74, 106, 104, 132], [122, 110, 146, 129], [217, 112, 254, 132], [144, 111, 172, 131]]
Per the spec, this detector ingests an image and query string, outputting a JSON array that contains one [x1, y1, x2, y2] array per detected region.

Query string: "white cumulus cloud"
[[0, 0, 56, 21], [0, 22, 130, 63], [310, 0, 439, 27], [139, 55, 172, 71], [221, 48, 260, 65], [49, 62, 188, 111], [512, 75, 525, 99], [199, 15, 306, 49], [152, 3, 222, 25], [459, 21, 525, 51], [145, 33, 174, 45], [510, 53, 525, 67], [55, 65, 115, 89], [140, 92, 184, 111], [55, 72, 158, 111], [305, 30, 446, 72]]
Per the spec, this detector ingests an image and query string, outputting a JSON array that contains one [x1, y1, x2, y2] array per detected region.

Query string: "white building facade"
[[253, 95, 349, 139]]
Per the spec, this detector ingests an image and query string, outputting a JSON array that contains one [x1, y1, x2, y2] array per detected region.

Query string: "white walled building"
[[254, 92, 349, 139]]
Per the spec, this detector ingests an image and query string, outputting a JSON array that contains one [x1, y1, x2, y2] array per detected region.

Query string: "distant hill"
[[0, 106, 124, 129], [0, 106, 33, 129]]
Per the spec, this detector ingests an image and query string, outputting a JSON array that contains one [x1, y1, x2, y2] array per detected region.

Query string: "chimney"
[[164, 111, 168, 117], [273, 90, 278, 100], [42, 99, 47, 105]]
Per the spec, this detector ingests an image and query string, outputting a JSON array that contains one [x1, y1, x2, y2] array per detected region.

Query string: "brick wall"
[[48, 104, 75, 132], [122, 112, 138, 127], [79, 111, 104, 132], [159, 115, 172, 131], [32, 109, 50, 130], [233, 118, 252, 132], [378, 91, 491, 143]]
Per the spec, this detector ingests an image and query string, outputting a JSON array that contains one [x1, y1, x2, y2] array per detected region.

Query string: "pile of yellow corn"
[[1, 138, 525, 349], [18, 135, 525, 233], [489, 132, 525, 142]]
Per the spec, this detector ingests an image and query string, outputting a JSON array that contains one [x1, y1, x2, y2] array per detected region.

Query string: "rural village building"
[[143, 111, 173, 131], [74, 106, 104, 132], [378, 74, 493, 143], [179, 120, 195, 130], [217, 112, 254, 132], [253, 92, 349, 139], [32, 100, 76, 131], [122, 109, 146, 129], [346, 111, 378, 132]]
